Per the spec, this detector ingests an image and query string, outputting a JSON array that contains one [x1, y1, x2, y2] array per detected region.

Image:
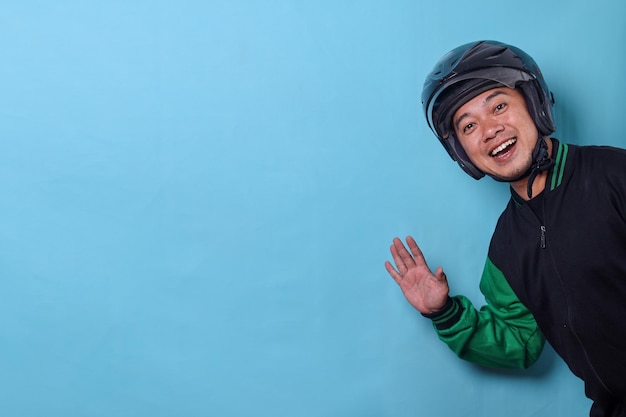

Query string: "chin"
[[499, 169, 532, 182], [487, 161, 533, 182], [492, 158, 533, 182]]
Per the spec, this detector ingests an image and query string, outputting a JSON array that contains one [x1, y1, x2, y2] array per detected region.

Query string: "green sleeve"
[[428, 258, 545, 369]]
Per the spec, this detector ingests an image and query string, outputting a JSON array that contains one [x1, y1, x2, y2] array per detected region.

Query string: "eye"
[[462, 122, 475, 133], [494, 102, 507, 112]]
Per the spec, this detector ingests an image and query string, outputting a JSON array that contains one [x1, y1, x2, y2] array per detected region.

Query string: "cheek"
[[514, 110, 538, 133], [520, 118, 539, 138]]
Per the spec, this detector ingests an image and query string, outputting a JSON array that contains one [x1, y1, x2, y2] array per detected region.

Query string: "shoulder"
[[570, 143, 626, 163], [559, 142, 626, 182], [560, 142, 626, 211]]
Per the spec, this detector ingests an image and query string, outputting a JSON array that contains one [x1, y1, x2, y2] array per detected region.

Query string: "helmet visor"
[[427, 67, 534, 138]]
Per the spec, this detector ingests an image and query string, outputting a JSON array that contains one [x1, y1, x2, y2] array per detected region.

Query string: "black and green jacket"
[[427, 139, 626, 413]]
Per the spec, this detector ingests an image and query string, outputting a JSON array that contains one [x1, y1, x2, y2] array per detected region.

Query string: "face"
[[453, 87, 539, 182]]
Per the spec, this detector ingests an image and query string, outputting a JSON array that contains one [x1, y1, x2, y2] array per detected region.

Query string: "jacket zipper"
[[538, 200, 611, 394]]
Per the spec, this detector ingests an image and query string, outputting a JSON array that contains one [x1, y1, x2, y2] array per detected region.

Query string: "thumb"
[[434, 266, 447, 282]]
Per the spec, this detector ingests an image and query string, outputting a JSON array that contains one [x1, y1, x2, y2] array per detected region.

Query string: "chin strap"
[[525, 136, 554, 199]]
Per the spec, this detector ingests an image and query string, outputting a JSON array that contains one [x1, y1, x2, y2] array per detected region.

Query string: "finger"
[[389, 243, 408, 276], [392, 237, 416, 269], [389, 238, 408, 269], [384, 261, 403, 284], [434, 266, 447, 283], [406, 236, 427, 266]]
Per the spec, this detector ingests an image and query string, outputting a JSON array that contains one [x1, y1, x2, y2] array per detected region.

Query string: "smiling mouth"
[[491, 139, 517, 157]]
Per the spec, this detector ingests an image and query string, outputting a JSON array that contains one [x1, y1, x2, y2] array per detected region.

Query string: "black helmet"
[[421, 40, 555, 179]]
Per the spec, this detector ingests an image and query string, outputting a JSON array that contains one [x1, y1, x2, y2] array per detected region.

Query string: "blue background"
[[1, 1, 625, 416]]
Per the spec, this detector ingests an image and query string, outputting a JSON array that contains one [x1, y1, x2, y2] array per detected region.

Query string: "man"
[[384, 40, 626, 417]]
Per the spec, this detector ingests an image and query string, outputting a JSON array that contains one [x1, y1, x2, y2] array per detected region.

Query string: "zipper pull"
[[540, 225, 547, 249]]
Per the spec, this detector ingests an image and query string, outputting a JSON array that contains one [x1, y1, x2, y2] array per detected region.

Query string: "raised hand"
[[385, 236, 450, 314]]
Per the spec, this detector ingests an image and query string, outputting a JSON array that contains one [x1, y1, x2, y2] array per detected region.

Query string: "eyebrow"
[[454, 90, 510, 132]]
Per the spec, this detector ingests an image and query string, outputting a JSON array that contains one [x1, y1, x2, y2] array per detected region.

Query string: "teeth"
[[491, 139, 516, 157]]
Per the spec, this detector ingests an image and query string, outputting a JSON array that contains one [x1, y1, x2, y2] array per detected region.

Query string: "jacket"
[[426, 139, 626, 415]]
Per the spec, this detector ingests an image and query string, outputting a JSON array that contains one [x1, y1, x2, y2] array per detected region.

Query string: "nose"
[[483, 116, 504, 141]]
